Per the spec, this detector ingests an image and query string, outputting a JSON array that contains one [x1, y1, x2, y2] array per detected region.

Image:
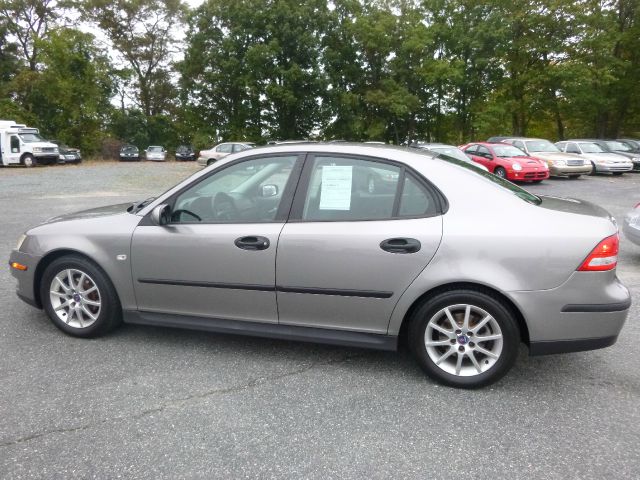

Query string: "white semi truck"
[[0, 120, 59, 167]]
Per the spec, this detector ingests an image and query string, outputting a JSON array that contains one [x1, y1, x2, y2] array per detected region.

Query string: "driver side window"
[[172, 155, 298, 223]]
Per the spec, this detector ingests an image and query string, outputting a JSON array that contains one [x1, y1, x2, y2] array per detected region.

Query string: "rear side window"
[[301, 156, 438, 221]]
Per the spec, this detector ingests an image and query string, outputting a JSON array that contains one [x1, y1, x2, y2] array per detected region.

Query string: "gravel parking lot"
[[1, 162, 639, 479]]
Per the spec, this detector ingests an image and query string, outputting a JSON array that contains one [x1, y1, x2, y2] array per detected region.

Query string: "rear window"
[[439, 156, 541, 205]]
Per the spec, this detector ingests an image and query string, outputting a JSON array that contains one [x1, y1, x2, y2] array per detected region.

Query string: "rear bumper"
[[508, 270, 630, 354], [529, 335, 618, 355]]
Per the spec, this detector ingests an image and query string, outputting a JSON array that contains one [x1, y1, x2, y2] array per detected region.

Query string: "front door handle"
[[380, 238, 421, 254], [235, 236, 270, 251]]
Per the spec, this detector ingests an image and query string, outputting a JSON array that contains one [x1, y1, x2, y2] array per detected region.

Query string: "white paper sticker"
[[319, 166, 353, 210]]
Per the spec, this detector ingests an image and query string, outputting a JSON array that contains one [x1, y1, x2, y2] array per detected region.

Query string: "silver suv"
[[9, 144, 630, 388]]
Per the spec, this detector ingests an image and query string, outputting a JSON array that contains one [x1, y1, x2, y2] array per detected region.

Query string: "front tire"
[[40, 255, 122, 338], [494, 167, 506, 178], [408, 289, 520, 388], [22, 154, 36, 168]]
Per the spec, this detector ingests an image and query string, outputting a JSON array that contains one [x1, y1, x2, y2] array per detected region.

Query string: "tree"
[[80, 0, 184, 117]]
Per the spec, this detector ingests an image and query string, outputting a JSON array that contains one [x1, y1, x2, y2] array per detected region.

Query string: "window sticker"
[[319, 165, 353, 210]]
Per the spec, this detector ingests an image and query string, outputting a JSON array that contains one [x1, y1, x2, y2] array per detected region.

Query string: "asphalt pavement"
[[1, 162, 639, 479]]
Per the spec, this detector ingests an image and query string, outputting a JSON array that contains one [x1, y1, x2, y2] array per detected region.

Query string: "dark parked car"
[[119, 145, 140, 161], [618, 139, 640, 153], [51, 140, 82, 164], [175, 145, 196, 161]]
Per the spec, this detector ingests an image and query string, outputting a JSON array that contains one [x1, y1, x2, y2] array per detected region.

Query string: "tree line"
[[1, 0, 639, 156]]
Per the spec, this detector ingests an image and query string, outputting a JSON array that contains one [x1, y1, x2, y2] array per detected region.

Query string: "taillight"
[[577, 234, 619, 271], [635, 202, 640, 209]]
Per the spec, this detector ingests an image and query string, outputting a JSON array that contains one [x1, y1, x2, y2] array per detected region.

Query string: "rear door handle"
[[234, 236, 270, 251], [380, 238, 421, 254]]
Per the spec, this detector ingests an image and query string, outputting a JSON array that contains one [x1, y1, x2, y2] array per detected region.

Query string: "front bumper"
[[594, 163, 633, 173], [34, 154, 59, 164], [9, 249, 42, 309], [549, 164, 593, 176], [507, 168, 550, 182], [508, 270, 630, 355]]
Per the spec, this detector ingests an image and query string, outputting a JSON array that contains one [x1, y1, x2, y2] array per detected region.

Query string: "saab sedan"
[[9, 144, 630, 388]]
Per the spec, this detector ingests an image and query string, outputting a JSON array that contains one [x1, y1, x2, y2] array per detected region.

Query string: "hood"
[[606, 150, 638, 160], [499, 155, 546, 166], [539, 195, 615, 223], [41, 203, 133, 225], [529, 152, 582, 162], [580, 152, 631, 163]]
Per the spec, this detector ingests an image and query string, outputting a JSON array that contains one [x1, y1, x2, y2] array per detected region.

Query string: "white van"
[[0, 120, 59, 167]]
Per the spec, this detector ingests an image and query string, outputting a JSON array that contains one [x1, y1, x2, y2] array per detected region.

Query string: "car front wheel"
[[40, 255, 122, 338], [494, 167, 506, 178], [408, 289, 520, 388]]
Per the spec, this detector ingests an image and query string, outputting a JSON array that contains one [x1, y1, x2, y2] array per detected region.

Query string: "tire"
[[40, 255, 122, 338], [494, 167, 506, 178], [22, 154, 36, 168], [408, 289, 520, 388], [207, 159, 215, 166], [589, 162, 596, 175]]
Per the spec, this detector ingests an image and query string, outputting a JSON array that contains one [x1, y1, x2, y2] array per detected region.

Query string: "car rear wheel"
[[494, 167, 506, 178], [408, 289, 520, 388], [40, 255, 122, 338]]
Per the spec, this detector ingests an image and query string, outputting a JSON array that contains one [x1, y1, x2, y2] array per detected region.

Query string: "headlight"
[[32, 147, 42, 152], [554, 159, 566, 166], [512, 163, 522, 171], [633, 157, 640, 162], [15, 234, 27, 251]]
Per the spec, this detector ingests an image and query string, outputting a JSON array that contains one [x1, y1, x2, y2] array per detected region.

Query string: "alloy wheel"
[[424, 304, 503, 377], [49, 269, 102, 328]]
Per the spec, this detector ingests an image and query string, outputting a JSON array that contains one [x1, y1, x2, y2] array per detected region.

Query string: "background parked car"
[[145, 145, 166, 161], [617, 139, 640, 153], [175, 145, 196, 161], [197, 142, 255, 167], [580, 139, 640, 171], [50, 140, 81, 164], [623, 202, 640, 246], [119, 145, 140, 161], [411, 142, 489, 171], [501, 137, 591, 178], [461, 142, 549, 182], [555, 140, 632, 175]]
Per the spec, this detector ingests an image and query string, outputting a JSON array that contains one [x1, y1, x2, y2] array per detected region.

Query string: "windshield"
[[605, 141, 630, 152], [579, 142, 605, 153], [439, 155, 541, 205], [121, 145, 138, 152], [177, 145, 192, 153], [19, 133, 45, 143], [492, 145, 528, 157], [525, 140, 560, 153], [148, 146, 163, 152], [430, 147, 469, 162]]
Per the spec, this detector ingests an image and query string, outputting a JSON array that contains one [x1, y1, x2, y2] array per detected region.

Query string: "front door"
[[276, 154, 443, 334], [131, 154, 303, 323]]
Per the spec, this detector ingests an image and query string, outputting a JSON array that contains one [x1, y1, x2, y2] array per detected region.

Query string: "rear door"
[[275, 154, 443, 334]]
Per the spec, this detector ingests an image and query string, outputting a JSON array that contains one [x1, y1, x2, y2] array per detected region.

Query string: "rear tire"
[[408, 289, 520, 388], [40, 255, 122, 338]]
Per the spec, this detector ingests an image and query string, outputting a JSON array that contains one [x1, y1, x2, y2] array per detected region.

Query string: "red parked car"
[[460, 142, 549, 182]]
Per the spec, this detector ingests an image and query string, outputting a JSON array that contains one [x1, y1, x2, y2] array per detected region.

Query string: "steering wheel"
[[172, 209, 202, 222], [213, 192, 239, 221]]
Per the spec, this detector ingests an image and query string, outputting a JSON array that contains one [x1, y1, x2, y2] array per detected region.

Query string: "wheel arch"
[[33, 249, 114, 309], [397, 281, 530, 348]]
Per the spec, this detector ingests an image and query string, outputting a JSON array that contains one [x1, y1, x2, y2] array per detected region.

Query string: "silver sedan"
[[9, 144, 630, 388], [623, 203, 640, 246]]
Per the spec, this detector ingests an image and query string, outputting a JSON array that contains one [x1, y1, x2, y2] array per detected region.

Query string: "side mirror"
[[260, 184, 279, 197], [151, 204, 171, 226]]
